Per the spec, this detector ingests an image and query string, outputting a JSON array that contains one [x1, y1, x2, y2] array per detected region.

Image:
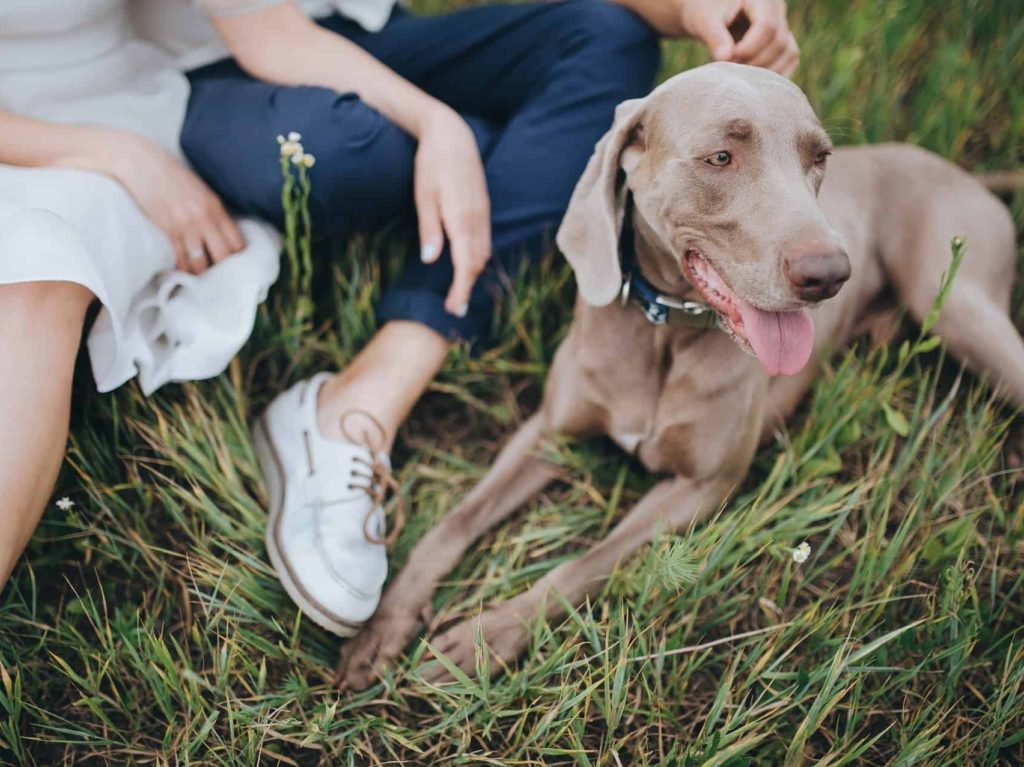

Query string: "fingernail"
[[420, 244, 437, 263], [454, 303, 468, 318]]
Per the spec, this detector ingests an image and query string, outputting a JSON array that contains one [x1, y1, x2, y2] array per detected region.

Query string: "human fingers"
[[215, 204, 246, 255], [416, 182, 445, 265], [732, 0, 788, 63], [746, 19, 793, 70], [777, 34, 800, 77], [686, 5, 737, 61], [441, 204, 487, 317], [171, 233, 191, 273], [182, 230, 209, 275]]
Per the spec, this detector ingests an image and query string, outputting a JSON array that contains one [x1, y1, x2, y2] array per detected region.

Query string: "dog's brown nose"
[[784, 250, 851, 302]]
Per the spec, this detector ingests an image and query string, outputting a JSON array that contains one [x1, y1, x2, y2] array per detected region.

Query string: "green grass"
[[3, 0, 1024, 764]]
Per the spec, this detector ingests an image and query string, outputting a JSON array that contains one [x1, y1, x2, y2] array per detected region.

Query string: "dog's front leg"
[[337, 413, 563, 690], [421, 474, 733, 683]]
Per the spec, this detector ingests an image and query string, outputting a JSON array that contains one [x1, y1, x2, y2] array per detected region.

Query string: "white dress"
[[135, 0, 399, 72], [0, 0, 280, 395]]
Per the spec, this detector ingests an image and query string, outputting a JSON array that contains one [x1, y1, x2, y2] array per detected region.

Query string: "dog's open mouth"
[[682, 250, 815, 377]]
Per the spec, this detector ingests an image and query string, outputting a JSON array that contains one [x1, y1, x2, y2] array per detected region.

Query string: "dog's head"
[[557, 62, 849, 377]]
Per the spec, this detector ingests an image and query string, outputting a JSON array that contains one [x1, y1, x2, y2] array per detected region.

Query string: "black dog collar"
[[618, 197, 722, 331]]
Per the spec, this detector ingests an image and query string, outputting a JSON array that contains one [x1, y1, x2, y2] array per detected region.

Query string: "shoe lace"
[[339, 410, 405, 546]]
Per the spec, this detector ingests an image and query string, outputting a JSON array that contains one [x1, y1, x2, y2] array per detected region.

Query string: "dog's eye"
[[705, 151, 732, 167], [814, 150, 832, 166]]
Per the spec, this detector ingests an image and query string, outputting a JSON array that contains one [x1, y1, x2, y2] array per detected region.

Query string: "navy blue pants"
[[182, 1, 659, 344]]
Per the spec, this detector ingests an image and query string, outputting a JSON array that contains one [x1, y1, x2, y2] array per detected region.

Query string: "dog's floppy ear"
[[556, 98, 645, 306]]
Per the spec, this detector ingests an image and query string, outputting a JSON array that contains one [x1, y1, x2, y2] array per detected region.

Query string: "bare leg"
[[316, 321, 450, 451], [422, 474, 733, 681], [338, 412, 562, 688], [0, 281, 92, 590]]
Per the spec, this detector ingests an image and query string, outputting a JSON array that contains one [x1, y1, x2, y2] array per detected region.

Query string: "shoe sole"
[[253, 414, 365, 638]]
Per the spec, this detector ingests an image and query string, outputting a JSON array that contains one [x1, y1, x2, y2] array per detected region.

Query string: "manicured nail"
[[455, 303, 468, 318], [421, 244, 437, 263]]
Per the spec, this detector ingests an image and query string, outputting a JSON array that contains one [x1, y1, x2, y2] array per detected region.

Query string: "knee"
[[0, 281, 92, 330], [555, 1, 660, 91]]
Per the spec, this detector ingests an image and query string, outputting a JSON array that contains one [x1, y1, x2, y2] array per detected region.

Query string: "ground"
[[2, 0, 1023, 765]]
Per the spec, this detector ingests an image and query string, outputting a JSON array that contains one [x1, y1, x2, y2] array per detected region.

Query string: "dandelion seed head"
[[792, 541, 811, 564]]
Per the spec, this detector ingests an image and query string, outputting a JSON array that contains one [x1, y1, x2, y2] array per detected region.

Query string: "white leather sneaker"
[[253, 373, 392, 636]]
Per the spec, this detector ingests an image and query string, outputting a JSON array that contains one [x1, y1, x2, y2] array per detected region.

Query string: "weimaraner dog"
[[337, 62, 1022, 688]]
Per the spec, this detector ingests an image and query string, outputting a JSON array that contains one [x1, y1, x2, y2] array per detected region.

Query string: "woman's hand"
[[413, 106, 491, 318], [107, 136, 246, 274], [0, 112, 246, 275]]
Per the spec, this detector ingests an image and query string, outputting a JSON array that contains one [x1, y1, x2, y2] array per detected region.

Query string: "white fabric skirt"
[[0, 1, 281, 395], [0, 168, 280, 394]]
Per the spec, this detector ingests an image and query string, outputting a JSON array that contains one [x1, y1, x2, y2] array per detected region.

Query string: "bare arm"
[[0, 109, 243, 273], [209, 2, 490, 316], [210, 4, 440, 138], [0, 108, 122, 174]]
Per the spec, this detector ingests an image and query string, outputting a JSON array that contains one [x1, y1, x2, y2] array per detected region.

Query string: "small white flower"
[[56, 497, 75, 511], [302, 153, 316, 168], [276, 134, 285, 145], [291, 150, 306, 165], [280, 141, 300, 157], [792, 541, 811, 564], [287, 131, 302, 142]]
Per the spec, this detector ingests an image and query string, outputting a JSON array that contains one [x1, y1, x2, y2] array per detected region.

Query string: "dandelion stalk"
[[277, 132, 317, 329]]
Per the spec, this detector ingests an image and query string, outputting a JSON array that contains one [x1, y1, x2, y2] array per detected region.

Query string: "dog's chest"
[[594, 355, 667, 459], [576, 310, 706, 469], [574, 305, 762, 476]]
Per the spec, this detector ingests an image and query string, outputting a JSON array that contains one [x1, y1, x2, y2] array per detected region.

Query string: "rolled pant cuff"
[[375, 288, 490, 346]]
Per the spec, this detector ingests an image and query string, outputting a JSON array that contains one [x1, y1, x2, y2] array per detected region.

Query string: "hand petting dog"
[[615, 0, 800, 76]]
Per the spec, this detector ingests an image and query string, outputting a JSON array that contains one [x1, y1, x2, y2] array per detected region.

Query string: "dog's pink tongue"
[[737, 302, 815, 376]]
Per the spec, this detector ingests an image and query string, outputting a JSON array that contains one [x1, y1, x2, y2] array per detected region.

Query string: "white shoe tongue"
[[737, 301, 815, 376]]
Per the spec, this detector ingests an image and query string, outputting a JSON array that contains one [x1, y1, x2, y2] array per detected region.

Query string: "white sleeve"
[[194, 0, 289, 17]]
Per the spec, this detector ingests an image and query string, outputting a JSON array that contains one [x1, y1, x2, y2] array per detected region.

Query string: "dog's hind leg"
[[338, 411, 565, 689], [882, 193, 1024, 408], [925, 283, 1024, 407]]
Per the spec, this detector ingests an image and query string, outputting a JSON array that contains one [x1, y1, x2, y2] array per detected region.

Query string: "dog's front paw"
[[419, 604, 530, 684], [336, 609, 427, 691]]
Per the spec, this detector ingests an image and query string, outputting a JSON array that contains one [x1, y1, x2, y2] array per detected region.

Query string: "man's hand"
[[616, 0, 799, 76], [414, 106, 491, 318], [211, 4, 493, 315], [681, 0, 799, 76]]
